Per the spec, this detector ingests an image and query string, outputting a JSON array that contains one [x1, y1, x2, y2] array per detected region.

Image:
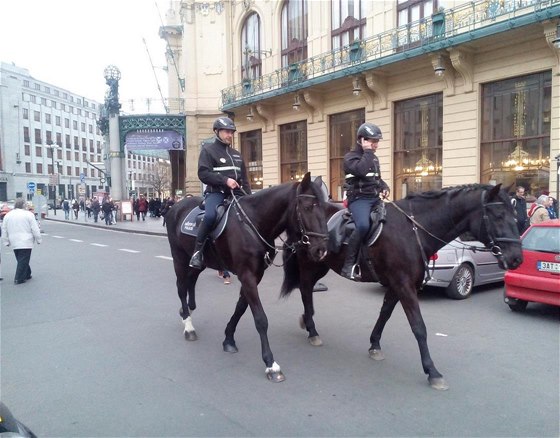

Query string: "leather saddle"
[[180, 202, 231, 239], [327, 203, 386, 254]]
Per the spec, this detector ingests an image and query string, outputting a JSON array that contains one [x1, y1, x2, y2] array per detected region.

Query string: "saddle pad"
[[327, 208, 383, 253], [180, 205, 231, 239]]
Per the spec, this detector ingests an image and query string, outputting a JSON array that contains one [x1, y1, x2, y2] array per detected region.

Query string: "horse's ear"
[[488, 183, 502, 200], [301, 172, 311, 188], [314, 175, 323, 187]]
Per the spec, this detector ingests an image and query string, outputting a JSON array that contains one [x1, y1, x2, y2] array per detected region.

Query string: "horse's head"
[[470, 184, 523, 270], [291, 172, 329, 262]]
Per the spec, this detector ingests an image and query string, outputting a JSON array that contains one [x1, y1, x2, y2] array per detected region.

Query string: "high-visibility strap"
[[213, 166, 241, 172], [345, 172, 377, 178]]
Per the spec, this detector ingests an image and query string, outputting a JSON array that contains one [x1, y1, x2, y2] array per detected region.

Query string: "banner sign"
[[125, 131, 184, 151]]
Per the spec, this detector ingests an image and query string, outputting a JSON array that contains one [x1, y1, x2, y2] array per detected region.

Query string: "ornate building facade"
[[161, 0, 560, 201]]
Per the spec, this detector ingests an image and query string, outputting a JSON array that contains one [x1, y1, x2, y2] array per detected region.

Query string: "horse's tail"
[[280, 244, 300, 298]]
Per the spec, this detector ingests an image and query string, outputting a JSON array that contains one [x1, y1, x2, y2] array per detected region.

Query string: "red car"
[[504, 219, 560, 311]]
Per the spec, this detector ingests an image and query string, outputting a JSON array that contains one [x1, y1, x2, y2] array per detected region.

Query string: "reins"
[[230, 185, 327, 267], [388, 188, 519, 285]]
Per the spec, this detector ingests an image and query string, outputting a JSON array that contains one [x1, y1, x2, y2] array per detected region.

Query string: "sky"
[[0, 0, 169, 113]]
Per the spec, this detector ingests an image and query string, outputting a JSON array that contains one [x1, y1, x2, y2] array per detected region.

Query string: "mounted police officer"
[[341, 122, 389, 280], [189, 116, 252, 269]]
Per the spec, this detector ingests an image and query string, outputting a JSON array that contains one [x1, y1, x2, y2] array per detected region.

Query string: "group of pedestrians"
[[511, 186, 558, 235]]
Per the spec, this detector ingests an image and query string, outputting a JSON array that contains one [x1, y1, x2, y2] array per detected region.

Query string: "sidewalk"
[[42, 210, 167, 236]]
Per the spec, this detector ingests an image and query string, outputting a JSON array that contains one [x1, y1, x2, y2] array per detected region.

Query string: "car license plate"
[[537, 261, 560, 274]]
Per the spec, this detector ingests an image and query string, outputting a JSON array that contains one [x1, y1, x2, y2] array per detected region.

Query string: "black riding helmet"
[[357, 122, 382, 140], [213, 117, 237, 134]]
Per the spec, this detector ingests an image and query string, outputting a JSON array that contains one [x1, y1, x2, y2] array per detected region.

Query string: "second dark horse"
[[280, 184, 523, 390]]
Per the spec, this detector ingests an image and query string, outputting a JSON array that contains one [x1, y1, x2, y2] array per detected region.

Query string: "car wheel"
[[508, 299, 528, 312], [445, 263, 474, 300]]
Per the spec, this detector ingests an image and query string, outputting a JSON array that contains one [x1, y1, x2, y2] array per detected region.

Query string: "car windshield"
[[522, 226, 560, 253]]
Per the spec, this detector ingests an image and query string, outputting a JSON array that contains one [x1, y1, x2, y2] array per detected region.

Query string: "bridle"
[[230, 186, 328, 266], [479, 190, 521, 259], [293, 188, 329, 247]]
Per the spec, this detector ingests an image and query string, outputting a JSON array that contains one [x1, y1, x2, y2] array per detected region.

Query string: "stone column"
[[108, 114, 123, 200]]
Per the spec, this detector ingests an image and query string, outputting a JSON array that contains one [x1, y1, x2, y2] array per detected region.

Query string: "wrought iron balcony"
[[221, 0, 559, 110]]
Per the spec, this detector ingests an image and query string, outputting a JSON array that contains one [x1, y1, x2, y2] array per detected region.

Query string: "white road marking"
[[119, 249, 140, 253], [155, 256, 173, 260], [51, 235, 65, 239], [91, 243, 108, 247], [69, 239, 83, 242]]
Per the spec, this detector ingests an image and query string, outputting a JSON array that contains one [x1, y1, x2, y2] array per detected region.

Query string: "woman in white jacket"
[[1, 199, 42, 284]]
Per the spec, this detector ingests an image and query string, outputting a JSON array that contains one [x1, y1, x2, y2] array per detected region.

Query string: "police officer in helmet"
[[189, 116, 252, 269], [341, 122, 389, 280]]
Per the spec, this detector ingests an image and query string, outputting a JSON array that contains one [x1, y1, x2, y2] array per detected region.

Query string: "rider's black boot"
[[341, 231, 362, 281], [189, 220, 211, 269]]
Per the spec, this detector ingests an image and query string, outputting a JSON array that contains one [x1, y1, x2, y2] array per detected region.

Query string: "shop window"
[[280, 120, 307, 183], [394, 93, 443, 199], [240, 130, 263, 189], [329, 109, 365, 200], [480, 71, 552, 197]]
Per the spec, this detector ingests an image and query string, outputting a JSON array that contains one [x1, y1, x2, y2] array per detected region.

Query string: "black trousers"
[[14, 248, 32, 282]]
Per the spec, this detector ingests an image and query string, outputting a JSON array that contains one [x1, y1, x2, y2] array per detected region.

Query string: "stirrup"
[[189, 251, 204, 269], [350, 264, 361, 281]]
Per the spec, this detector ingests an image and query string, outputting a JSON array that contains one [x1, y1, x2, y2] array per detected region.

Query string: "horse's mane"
[[404, 184, 494, 200]]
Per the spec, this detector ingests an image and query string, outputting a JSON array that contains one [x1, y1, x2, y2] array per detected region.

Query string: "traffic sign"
[[80, 173, 85, 183], [27, 181, 36, 192]]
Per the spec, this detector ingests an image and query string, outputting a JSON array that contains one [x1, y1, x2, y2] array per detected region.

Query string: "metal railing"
[[221, 0, 559, 109]]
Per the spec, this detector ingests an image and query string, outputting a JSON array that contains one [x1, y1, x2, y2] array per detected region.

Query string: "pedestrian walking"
[[102, 197, 114, 226], [91, 197, 100, 223], [62, 198, 70, 220], [72, 199, 79, 220], [1, 198, 42, 284], [138, 195, 148, 221]]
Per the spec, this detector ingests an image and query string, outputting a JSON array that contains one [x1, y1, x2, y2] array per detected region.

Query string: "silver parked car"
[[426, 233, 505, 299]]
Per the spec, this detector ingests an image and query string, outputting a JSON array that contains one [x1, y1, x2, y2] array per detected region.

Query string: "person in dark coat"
[[91, 196, 101, 223], [189, 117, 251, 269], [511, 186, 529, 235], [341, 122, 389, 280]]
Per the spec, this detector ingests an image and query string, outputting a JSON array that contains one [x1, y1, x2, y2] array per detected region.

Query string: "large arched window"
[[331, 0, 365, 50], [241, 12, 262, 80], [281, 0, 308, 67]]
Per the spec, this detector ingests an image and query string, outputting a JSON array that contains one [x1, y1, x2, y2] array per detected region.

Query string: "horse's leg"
[[299, 264, 329, 346], [399, 290, 449, 391], [240, 274, 285, 383], [173, 257, 200, 341], [222, 293, 249, 353], [368, 289, 399, 361]]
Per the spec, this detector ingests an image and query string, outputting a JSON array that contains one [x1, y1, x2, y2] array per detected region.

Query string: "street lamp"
[[47, 140, 60, 215]]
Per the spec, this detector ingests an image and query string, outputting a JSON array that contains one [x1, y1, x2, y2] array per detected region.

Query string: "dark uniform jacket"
[[198, 137, 252, 195], [343, 144, 388, 201]]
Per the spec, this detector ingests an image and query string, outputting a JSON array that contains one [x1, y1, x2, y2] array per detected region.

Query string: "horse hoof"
[[429, 377, 449, 391], [266, 371, 286, 382], [309, 336, 323, 346], [368, 349, 385, 361], [223, 343, 238, 353], [299, 315, 305, 330], [184, 331, 197, 341]]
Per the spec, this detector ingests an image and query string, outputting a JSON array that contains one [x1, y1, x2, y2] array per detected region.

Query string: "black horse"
[[165, 172, 328, 382], [280, 184, 523, 390]]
